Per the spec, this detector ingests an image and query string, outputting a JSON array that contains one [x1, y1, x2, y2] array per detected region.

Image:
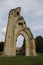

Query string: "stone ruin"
[[3, 7, 36, 56]]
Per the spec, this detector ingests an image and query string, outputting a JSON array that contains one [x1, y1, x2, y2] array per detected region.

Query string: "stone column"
[[25, 38, 30, 56], [31, 39, 36, 56], [12, 31, 16, 56]]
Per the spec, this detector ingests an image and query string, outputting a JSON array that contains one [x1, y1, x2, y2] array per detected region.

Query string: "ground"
[[0, 55, 43, 65]]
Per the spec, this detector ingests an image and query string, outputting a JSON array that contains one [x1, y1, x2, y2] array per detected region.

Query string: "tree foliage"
[[35, 36, 43, 53], [0, 41, 4, 52]]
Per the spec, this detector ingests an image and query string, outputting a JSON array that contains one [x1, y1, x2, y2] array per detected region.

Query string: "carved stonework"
[[3, 7, 36, 56]]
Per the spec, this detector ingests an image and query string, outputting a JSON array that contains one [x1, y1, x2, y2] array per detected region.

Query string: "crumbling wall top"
[[9, 7, 21, 17]]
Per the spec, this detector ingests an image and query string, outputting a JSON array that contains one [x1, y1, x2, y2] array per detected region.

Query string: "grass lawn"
[[0, 56, 43, 65]]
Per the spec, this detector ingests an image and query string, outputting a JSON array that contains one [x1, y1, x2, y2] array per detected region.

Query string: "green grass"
[[0, 56, 43, 65]]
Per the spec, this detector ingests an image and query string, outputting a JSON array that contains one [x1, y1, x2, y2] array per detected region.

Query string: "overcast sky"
[[0, 0, 43, 47]]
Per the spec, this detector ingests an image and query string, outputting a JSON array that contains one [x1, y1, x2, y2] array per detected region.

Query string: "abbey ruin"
[[3, 7, 36, 56]]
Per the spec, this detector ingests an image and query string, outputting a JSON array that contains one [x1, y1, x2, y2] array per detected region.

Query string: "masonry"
[[3, 7, 36, 56]]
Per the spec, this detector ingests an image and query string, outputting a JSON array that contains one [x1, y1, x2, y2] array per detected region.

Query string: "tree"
[[0, 41, 4, 52], [35, 36, 43, 53]]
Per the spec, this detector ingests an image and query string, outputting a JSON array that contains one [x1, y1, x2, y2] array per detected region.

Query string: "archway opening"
[[16, 35, 25, 55]]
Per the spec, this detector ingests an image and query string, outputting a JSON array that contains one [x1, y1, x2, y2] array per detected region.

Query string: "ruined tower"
[[3, 7, 36, 56]]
